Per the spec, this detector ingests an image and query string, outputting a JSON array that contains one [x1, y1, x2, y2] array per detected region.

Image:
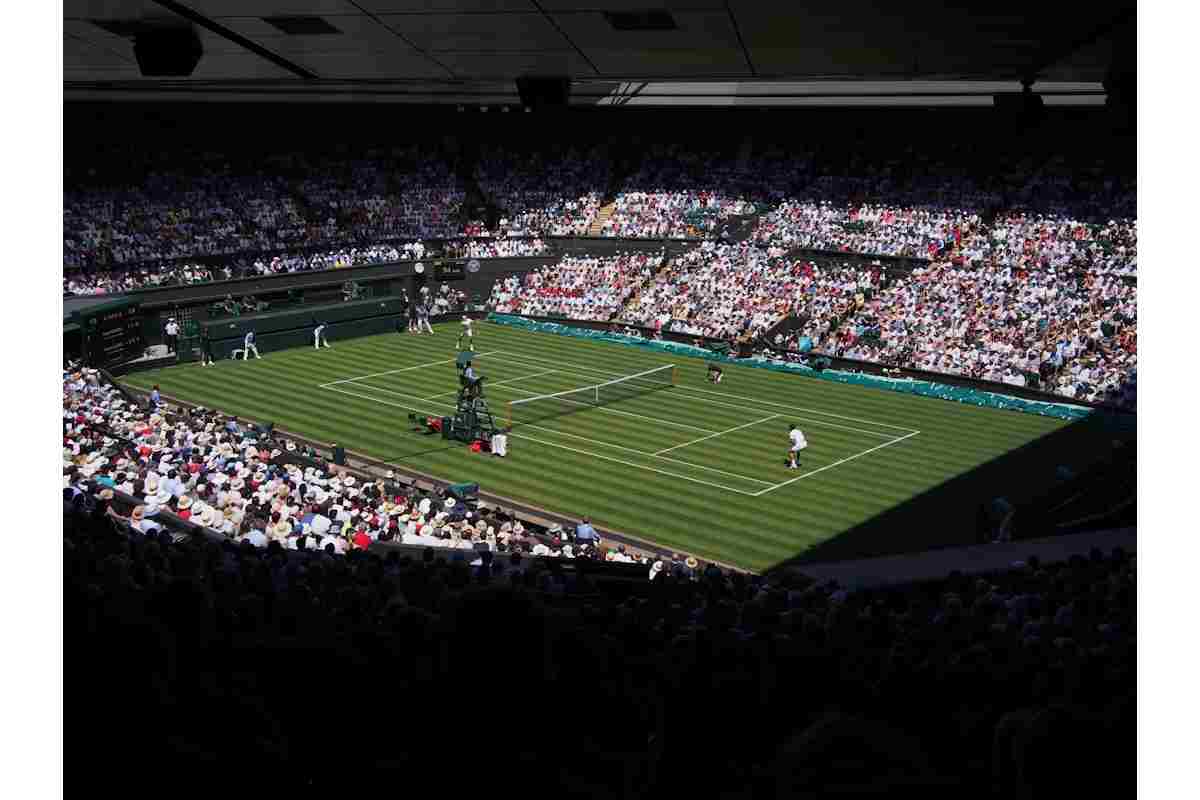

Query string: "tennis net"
[[505, 364, 676, 427]]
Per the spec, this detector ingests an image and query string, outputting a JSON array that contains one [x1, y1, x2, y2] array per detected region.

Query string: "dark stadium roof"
[[64, 1, 1133, 104]]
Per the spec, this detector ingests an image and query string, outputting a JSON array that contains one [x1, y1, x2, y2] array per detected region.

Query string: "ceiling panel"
[[187, 51, 298, 79], [212, 14, 412, 53], [750, 37, 917, 77], [292, 50, 448, 78], [541, 1, 728, 9], [63, 19, 136, 52], [586, 48, 751, 77], [380, 12, 567, 51], [64, 65, 144, 81], [358, 1, 537, 10], [62, 0, 1131, 92], [553, 10, 742, 48], [438, 50, 596, 78], [63, 0, 161, 21], [64, 35, 133, 68], [151, 0, 364, 14]]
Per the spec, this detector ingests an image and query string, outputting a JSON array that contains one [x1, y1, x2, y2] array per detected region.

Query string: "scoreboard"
[[434, 260, 467, 281], [74, 299, 144, 366]]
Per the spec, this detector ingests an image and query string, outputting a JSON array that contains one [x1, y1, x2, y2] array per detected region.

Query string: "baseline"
[[750, 431, 922, 497], [320, 381, 763, 495]]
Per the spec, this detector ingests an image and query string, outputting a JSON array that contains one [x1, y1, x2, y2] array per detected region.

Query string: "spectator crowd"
[[488, 250, 664, 321], [68, 449, 1134, 796], [65, 139, 1136, 408], [619, 243, 881, 343], [63, 364, 666, 566], [64, 242, 432, 296], [476, 143, 609, 236]]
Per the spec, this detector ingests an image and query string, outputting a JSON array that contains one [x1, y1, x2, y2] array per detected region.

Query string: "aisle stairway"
[[588, 202, 616, 237], [609, 242, 704, 322]]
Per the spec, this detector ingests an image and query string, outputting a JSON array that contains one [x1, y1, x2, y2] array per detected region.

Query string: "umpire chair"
[[445, 351, 498, 443]]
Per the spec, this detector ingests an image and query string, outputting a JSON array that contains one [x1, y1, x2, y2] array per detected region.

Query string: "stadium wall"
[[119, 255, 559, 311]]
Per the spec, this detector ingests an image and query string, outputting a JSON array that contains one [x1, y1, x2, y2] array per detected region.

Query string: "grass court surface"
[[124, 321, 1117, 572]]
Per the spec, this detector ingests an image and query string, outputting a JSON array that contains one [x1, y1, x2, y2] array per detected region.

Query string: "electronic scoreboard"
[[434, 260, 466, 281], [73, 299, 144, 366]]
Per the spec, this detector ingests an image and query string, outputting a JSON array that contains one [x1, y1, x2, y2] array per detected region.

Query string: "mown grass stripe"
[[122, 321, 1123, 572]]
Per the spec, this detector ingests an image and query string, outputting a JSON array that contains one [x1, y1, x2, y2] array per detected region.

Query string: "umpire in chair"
[[457, 354, 484, 400]]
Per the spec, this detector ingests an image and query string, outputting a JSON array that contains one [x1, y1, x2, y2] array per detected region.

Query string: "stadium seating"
[[66, 459, 1134, 795], [65, 138, 1137, 408], [489, 250, 664, 321], [63, 365, 633, 564]]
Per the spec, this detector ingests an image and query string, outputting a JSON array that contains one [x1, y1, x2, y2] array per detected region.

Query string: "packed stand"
[[617, 241, 857, 341], [476, 143, 610, 236], [487, 250, 664, 321], [64, 145, 466, 270], [966, 213, 1137, 276], [601, 145, 780, 240], [65, 148, 314, 267], [292, 146, 466, 240], [63, 364, 654, 564], [808, 260, 1136, 408], [443, 237, 551, 259], [68, 469, 1134, 796], [64, 241, 433, 296], [752, 198, 976, 260]]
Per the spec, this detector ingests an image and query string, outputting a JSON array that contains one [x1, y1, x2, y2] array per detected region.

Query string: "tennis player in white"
[[242, 330, 261, 360], [456, 316, 474, 350], [787, 422, 808, 469], [313, 321, 331, 349]]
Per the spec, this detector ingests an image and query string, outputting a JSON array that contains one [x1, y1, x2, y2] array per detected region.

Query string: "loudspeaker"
[[516, 76, 570, 109], [134, 28, 203, 76]]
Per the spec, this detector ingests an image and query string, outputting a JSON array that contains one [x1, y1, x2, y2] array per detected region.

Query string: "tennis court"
[[124, 320, 1106, 571], [319, 350, 919, 497]]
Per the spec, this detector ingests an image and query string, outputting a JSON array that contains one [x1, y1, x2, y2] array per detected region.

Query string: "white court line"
[[750, 430, 922, 497], [489, 351, 919, 434], [654, 391, 898, 439], [322, 352, 913, 494], [653, 414, 781, 455], [509, 431, 762, 496], [516, 422, 776, 486], [322, 384, 448, 418], [419, 369, 558, 400], [496, 382, 718, 434], [320, 350, 502, 386], [321, 382, 761, 495], [672, 385, 920, 433], [328, 378, 769, 485]]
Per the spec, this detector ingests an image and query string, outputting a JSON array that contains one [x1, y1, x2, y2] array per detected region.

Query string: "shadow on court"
[[763, 410, 1137, 573]]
